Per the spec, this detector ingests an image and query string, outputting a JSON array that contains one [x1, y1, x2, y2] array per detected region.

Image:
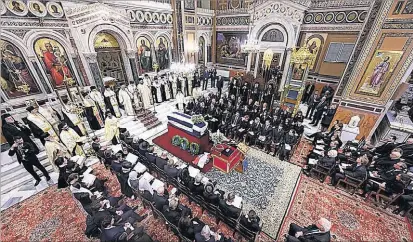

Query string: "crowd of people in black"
[[182, 89, 304, 161], [303, 121, 413, 216], [87, 126, 263, 241]]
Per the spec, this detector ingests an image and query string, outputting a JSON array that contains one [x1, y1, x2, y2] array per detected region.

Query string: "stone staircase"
[[0, 101, 177, 209], [0, 82, 222, 210]]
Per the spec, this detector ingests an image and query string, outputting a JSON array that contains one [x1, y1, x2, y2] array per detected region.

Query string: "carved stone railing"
[[215, 8, 249, 15], [309, 0, 373, 9]]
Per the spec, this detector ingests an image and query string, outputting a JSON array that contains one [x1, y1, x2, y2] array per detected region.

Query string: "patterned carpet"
[[1, 187, 89, 242], [289, 137, 312, 167], [277, 176, 413, 241], [206, 148, 302, 238]]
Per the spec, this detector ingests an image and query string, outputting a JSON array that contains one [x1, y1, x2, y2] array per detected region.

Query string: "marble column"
[[279, 48, 292, 92], [207, 45, 212, 63], [83, 52, 103, 90], [246, 52, 253, 72], [253, 52, 261, 78], [71, 55, 86, 86], [29, 56, 52, 94], [127, 50, 139, 82]]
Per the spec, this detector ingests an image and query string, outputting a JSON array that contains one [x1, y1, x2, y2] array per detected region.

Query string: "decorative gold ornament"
[[16, 84, 31, 94], [65, 77, 76, 86], [290, 43, 316, 65]]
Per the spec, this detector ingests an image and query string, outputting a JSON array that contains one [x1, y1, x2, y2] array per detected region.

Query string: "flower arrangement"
[[189, 142, 200, 155], [191, 115, 205, 124], [172, 135, 182, 146], [180, 137, 190, 150]]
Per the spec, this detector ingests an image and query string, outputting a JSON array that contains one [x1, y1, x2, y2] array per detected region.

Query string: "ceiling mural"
[[261, 29, 284, 42], [303, 10, 368, 24]]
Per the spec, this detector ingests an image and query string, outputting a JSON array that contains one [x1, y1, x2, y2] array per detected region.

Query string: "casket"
[[167, 112, 208, 138]]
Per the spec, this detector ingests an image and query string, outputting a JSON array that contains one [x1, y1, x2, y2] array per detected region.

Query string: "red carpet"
[[152, 132, 213, 172], [289, 137, 312, 167], [277, 176, 413, 241]]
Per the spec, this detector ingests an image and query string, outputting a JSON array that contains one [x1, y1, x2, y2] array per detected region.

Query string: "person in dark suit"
[[164, 158, 180, 178], [305, 92, 320, 119], [145, 146, 157, 164], [310, 96, 327, 126], [227, 111, 241, 138], [278, 129, 296, 161], [8, 136, 50, 186], [100, 216, 132, 242], [218, 193, 241, 219], [373, 148, 402, 171], [285, 218, 331, 242], [235, 115, 250, 142], [202, 182, 222, 205], [268, 125, 284, 154], [110, 154, 124, 173], [397, 138, 413, 163], [216, 75, 224, 97], [245, 117, 262, 146], [179, 216, 205, 241], [189, 174, 204, 196], [301, 82, 315, 104], [321, 104, 337, 132], [331, 155, 368, 186], [256, 119, 273, 150], [240, 210, 261, 232], [2, 113, 39, 154], [162, 197, 181, 226], [155, 151, 169, 169], [153, 186, 169, 211], [218, 110, 232, 134]]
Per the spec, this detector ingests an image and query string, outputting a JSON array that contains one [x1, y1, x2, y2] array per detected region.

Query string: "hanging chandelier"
[[290, 43, 316, 64], [170, 62, 196, 74]]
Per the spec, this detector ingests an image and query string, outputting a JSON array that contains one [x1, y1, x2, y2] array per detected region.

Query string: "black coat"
[[321, 108, 336, 126], [218, 199, 241, 219], [344, 164, 367, 181], [8, 142, 39, 164], [2, 121, 39, 154], [153, 192, 169, 211]]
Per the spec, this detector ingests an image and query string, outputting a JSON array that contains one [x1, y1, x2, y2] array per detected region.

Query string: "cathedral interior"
[[1, 0, 413, 241]]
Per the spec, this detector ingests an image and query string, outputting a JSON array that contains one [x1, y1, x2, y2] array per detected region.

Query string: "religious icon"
[[0, 40, 41, 98], [198, 36, 205, 63], [156, 37, 169, 70], [306, 34, 324, 70], [46, 2, 63, 18], [292, 64, 306, 80], [28, 0, 46, 17], [357, 50, 403, 96], [216, 32, 247, 66], [6, 0, 28, 16], [34, 38, 75, 88], [137, 36, 153, 73]]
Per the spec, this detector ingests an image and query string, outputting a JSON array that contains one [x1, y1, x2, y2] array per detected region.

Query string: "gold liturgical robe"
[[62, 107, 87, 135], [45, 140, 70, 172], [105, 116, 119, 143], [27, 113, 58, 138], [60, 128, 84, 155]]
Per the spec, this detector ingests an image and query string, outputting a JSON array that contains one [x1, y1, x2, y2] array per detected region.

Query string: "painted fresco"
[[155, 36, 169, 70], [137, 36, 153, 73], [357, 50, 403, 96], [216, 32, 248, 66], [34, 38, 75, 88], [1, 39, 41, 98]]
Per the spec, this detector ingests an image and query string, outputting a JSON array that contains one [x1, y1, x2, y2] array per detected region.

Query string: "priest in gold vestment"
[[104, 111, 120, 145]]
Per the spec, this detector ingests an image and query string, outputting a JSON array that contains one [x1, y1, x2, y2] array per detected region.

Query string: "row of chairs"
[[126, 144, 261, 242], [309, 161, 409, 211]]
